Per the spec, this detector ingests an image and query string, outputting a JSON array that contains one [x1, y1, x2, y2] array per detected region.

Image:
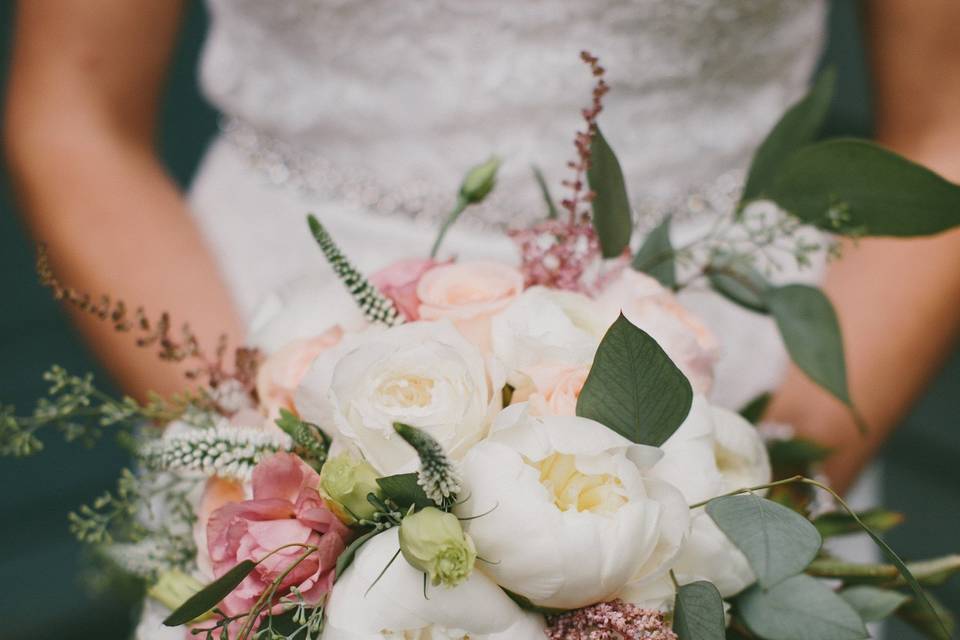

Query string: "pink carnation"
[[206, 452, 352, 619], [370, 258, 441, 321]]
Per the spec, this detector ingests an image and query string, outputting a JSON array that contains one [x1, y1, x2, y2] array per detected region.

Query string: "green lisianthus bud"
[[147, 570, 212, 622], [459, 156, 501, 204], [398, 506, 476, 588], [320, 454, 382, 524]]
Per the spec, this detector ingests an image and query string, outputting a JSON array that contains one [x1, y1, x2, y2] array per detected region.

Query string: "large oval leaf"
[[588, 126, 633, 258], [673, 581, 726, 640], [706, 494, 821, 588], [764, 139, 960, 237], [163, 560, 256, 626], [741, 68, 836, 203], [736, 574, 868, 640], [763, 284, 852, 408], [576, 314, 693, 446]]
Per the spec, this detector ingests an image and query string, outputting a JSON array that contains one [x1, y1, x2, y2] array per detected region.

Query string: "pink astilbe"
[[545, 600, 678, 640]]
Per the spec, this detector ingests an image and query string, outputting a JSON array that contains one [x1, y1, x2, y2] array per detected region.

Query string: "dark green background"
[[0, 3, 955, 639]]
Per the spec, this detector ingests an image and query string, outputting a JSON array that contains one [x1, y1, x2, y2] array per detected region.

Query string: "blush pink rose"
[[370, 258, 441, 321], [417, 261, 525, 352], [206, 452, 352, 618], [256, 327, 343, 419], [517, 364, 591, 416]]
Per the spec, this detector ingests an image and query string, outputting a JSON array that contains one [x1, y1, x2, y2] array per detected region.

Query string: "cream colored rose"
[[256, 327, 344, 419], [598, 270, 719, 393], [295, 321, 500, 475], [417, 261, 525, 352], [512, 363, 591, 416]]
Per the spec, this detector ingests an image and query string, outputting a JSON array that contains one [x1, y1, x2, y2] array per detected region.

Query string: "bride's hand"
[[5, 1, 245, 401], [767, 0, 960, 492]]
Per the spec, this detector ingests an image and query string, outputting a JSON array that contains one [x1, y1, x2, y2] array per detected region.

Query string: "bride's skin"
[[5, 0, 960, 493]]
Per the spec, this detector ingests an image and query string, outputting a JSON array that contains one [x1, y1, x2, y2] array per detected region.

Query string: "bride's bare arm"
[[5, 1, 244, 401], [767, 0, 960, 492]]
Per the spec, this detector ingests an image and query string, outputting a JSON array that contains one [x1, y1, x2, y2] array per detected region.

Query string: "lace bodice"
[[199, 0, 826, 224]]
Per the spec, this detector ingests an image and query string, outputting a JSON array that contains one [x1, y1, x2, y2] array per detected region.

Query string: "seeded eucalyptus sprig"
[[393, 422, 461, 510]]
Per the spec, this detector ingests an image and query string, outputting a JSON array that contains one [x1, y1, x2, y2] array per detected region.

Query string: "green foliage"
[[163, 560, 257, 626], [576, 314, 693, 446], [706, 256, 771, 314], [738, 392, 771, 424], [807, 555, 960, 589], [763, 139, 960, 237], [740, 68, 835, 203], [706, 494, 821, 588], [335, 529, 381, 581], [276, 409, 331, 471], [587, 126, 633, 258], [735, 574, 868, 640], [767, 438, 832, 468], [532, 165, 559, 219], [813, 507, 904, 538], [897, 589, 956, 640], [377, 473, 436, 511], [839, 586, 909, 622], [632, 215, 676, 288], [69, 468, 145, 546], [673, 580, 726, 640]]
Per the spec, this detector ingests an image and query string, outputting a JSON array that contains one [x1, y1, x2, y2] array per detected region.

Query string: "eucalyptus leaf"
[[735, 574, 868, 640], [707, 258, 770, 314], [764, 285, 859, 428], [764, 139, 960, 237], [813, 508, 904, 538], [163, 560, 257, 626], [741, 68, 836, 203], [673, 581, 726, 640], [897, 589, 956, 640], [706, 494, 821, 588], [632, 215, 676, 288], [840, 586, 909, 622], [376, 473, 435, 510], [588, 126, 633, 258], [576, 314, 693, 446], [335, 529, 380, 580]]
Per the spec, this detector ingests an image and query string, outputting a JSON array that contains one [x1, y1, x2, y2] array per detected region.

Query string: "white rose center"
[[533, 452, 627, 514], [375, 374, 436, 409]]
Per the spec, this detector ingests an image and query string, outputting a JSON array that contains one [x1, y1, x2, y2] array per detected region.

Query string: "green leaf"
[[335, 529, 380, 580], [807, 555, 960, 588], [768, 438, 832, 468], [532, 165, 559, 219], [162, 560, 256, 626], [741, 68, 836, 203], [738, 392, 772, 424], [673, 581, 726, 640], [376, 473, 435, 510], [736, 574, 868, 640], [812, 508, 904, 538], [764, 139, 960, 237], [631, 215, 676, 288], [504, 589, 568, 617], [840, 586, 909, 622], [588, 126, 633, 258], [576, 314, 693, 446], [707, 258, 771, 314], [706, 494, 821, 588], [897, 589, 956, 640], [764, 285, 859, 428]]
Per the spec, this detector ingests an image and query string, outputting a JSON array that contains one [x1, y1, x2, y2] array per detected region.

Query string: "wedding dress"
[[138, 1, 881, 636]]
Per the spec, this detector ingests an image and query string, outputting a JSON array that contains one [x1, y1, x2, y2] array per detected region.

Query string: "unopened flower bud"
[[320, 454, 382, 524], [459, 156, 501, 204], [398, 506, 476, 588]]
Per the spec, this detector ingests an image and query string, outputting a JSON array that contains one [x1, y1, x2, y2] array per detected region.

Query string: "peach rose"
[[206, 453, 351, 618], [370, 258, 441, 321], [599, 270, 718, 393], [514, 364, 591, 417], [417, 261, 525, 352], [256, 326, 343, 419]]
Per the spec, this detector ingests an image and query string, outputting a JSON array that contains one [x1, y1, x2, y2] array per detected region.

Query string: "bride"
[[6, 0, 960, 531]]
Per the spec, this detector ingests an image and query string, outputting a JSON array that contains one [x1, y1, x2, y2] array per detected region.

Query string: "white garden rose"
[[455, 404, 689, 609], [490, 286, 607, 388], [295, 320, 500, 475], [322, 529, 545, 640], [597, 270, 719, 393]]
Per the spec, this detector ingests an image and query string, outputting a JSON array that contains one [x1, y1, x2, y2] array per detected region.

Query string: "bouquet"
[[4, 53, 960, 640]]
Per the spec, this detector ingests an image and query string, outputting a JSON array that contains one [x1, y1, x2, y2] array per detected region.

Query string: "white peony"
[[322, 529, 545, 640], [490, 286, 607, 388], [455, 404, 689, 609], [597, 270, 719, 393], [295, 320, 500, 475]]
